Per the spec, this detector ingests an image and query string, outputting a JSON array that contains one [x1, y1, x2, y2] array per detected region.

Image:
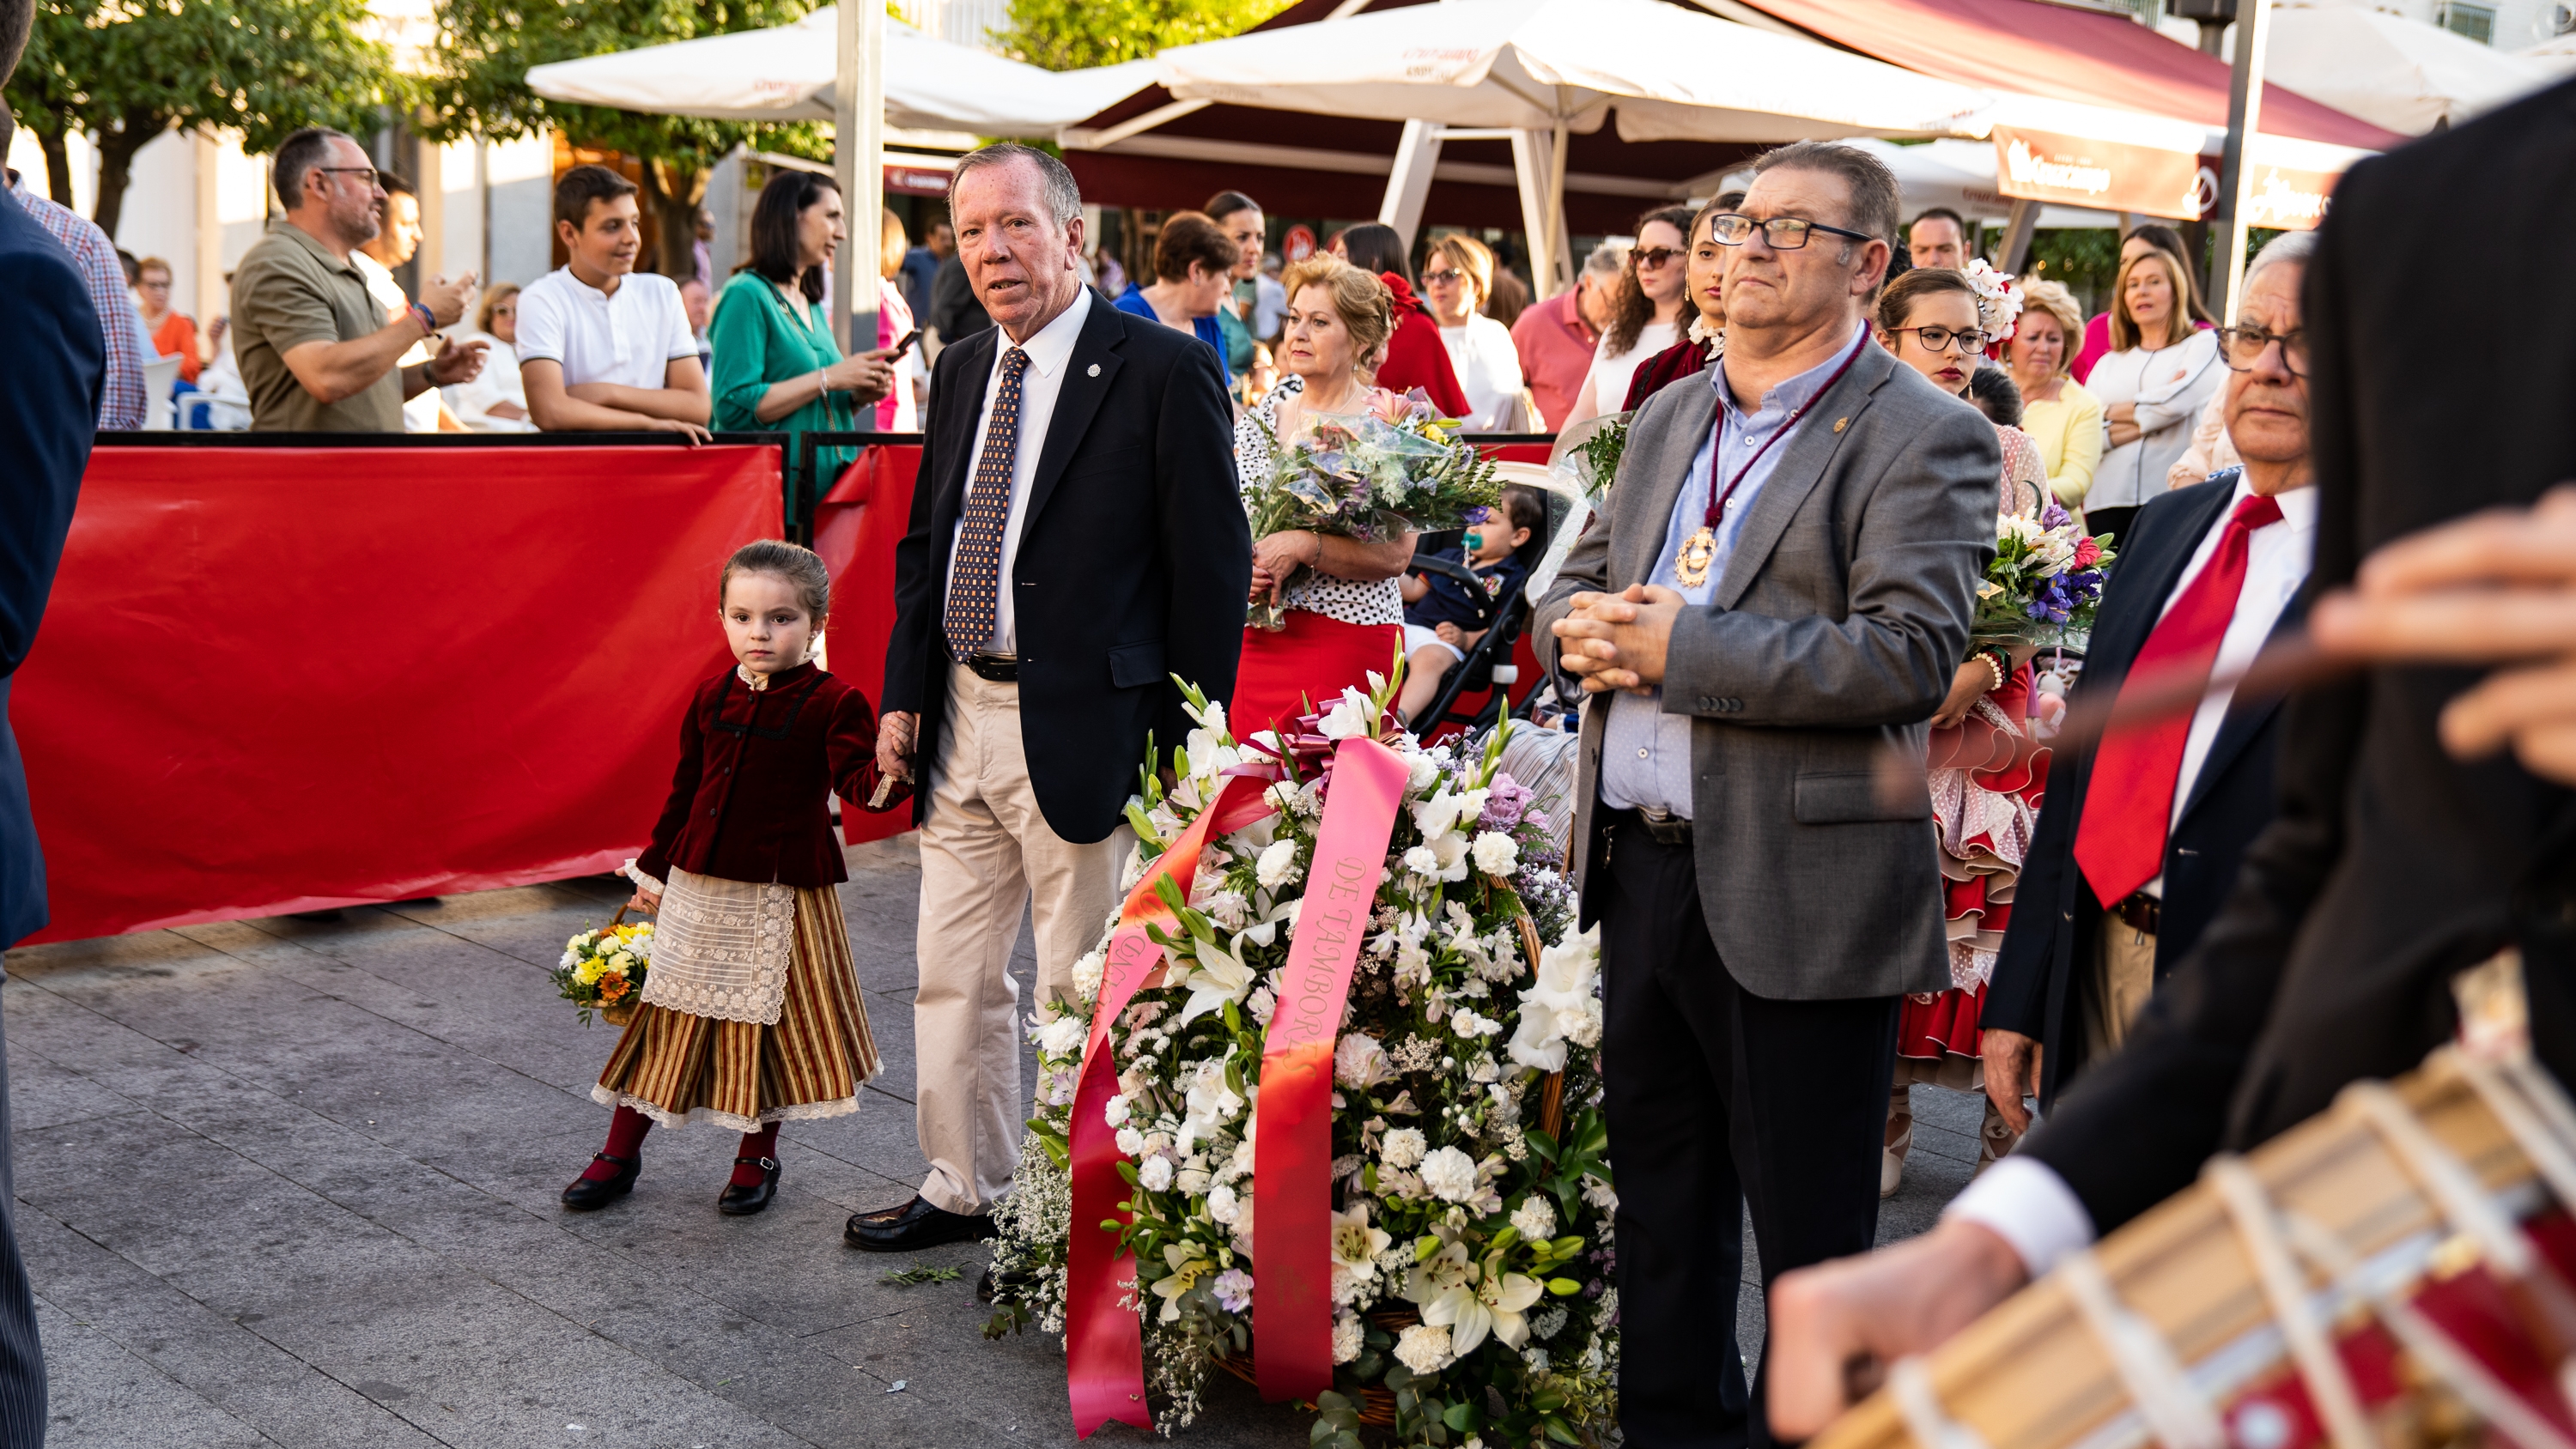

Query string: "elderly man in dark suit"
[[1978, 230, 2319, 1125], [3, 3, 109, 1434], [1536, 140, 1996, 1449], [852, 143, 1250, 1253], [1765, 76, 2576, 1440]]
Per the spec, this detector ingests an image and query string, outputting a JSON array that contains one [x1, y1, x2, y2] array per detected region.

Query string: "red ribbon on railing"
[[1253, 737, 1412, 1401], [1067, 770, 1277, 1437]]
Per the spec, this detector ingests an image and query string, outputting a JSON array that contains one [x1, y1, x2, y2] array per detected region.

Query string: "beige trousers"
[[2084, 913, 2159, 1061], [914, 665, 1128, 1215]]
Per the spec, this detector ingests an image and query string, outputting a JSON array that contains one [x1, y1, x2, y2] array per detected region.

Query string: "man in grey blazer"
[[1538, 141, 1996, 1449]]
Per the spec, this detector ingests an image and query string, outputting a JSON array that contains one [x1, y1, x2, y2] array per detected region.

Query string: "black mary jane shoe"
[[561, 1152, 640, 1211], [717, 1155, 781, 1216], [843, 1194, 995, 1252]]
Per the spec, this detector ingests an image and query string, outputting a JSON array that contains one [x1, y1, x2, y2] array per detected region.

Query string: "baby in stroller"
[[1395, 483, 1546, 725]]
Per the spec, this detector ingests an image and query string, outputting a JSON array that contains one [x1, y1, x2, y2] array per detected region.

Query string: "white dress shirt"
[[351, 250, 443, 433], [1947, 471, 2318, 1275], [945, 285, 1092, 655], [1437, 313, 1526, 430]]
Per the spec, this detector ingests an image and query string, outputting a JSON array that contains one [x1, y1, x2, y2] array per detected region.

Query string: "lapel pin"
[[1832, 416, 1849, 433], [1087, 363, 1101, 377]]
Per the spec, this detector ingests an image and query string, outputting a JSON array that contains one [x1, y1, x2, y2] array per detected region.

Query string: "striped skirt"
[[592, 883, 879, 1132]]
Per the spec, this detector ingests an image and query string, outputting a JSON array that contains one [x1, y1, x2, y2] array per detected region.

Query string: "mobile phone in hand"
[[890, 328, 926, 360]]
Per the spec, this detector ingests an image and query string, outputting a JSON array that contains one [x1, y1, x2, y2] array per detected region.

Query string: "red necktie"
[[2073, 493, 2285, 907]]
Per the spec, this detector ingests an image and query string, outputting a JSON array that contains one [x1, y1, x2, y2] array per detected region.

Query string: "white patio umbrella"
[[1149, 0, 1996, 143], [2260, 3, 2561, 134], [524, 9, 1156, 136]]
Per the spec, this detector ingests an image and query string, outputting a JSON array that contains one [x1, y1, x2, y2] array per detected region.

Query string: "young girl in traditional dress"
[[562, 540, 905, 1216]]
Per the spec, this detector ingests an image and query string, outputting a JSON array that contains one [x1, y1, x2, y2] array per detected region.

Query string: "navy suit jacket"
[[0, 189, 104, 948], [882, 288, 1251, 844], [1982, 472, 2302, 1102]]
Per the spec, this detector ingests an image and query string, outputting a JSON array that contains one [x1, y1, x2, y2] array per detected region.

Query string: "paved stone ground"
[[3, 835, 1984, 1447]]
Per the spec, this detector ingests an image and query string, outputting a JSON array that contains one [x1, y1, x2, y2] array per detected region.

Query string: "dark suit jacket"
[[1983, 472, 2302, 1103], [0, 190, 105, 948], [2020, 78, 2576, 1236], [882, 289, 1251, 845]]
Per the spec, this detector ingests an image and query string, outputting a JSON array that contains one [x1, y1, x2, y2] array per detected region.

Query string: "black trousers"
[[0, 967, 43, 1447], [1598, 820, 1899, 1449]]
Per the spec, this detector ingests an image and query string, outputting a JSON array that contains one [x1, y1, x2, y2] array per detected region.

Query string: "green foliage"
[[5, 0, 402, 234], [988, 0, 1296, 71], [2022, 227, 2122, 315], [421, 0, 828, 274], [878, 1264, 963, 1286]]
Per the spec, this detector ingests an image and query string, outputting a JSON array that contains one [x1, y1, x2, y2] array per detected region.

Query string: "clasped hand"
[[1550, 585, 1684, 694]]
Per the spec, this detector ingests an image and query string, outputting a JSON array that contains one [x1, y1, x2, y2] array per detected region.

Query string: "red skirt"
[[1230, 610, 1403, 743]]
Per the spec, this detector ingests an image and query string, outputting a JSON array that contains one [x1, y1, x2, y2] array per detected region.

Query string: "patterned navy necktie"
[[944, 346, 1031, 662]]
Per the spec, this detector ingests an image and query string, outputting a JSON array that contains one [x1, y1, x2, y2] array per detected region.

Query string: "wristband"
[[409, 302, 437, 338]]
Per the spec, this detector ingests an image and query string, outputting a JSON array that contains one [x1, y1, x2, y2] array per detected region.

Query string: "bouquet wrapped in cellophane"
[[1973, 500, 2117, 649], [1247, 388, 1500, 631]]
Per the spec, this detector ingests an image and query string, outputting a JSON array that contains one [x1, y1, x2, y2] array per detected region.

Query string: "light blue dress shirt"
[[1599, 324, 1867, 816]]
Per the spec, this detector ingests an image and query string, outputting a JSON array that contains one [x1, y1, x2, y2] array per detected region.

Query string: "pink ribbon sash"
[[1066, 772, 1275, 1437], [1252, 737, 1411, 1401]]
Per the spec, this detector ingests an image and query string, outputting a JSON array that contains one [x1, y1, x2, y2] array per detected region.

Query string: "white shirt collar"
[[558, 264, 628, 302], [2225, 469, 2319, 531], [996, 283, 1091, 379]]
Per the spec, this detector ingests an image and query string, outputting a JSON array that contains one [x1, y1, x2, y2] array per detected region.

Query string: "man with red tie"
[[1973, 228, 2319, 1130]]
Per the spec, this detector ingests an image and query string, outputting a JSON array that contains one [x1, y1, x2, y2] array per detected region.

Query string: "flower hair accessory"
[[1962, 258, 2024, 344]]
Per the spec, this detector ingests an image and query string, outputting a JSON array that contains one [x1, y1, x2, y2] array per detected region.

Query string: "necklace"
[[1673, 329, 1871, 589]]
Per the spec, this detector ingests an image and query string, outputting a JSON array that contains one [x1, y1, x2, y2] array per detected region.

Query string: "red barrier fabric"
[[811, 445, 921, 847], [15, 446, 781, 943]]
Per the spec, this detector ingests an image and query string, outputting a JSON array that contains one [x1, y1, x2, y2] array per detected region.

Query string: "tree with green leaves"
[[420, 0, 824, 280], [3, 0, 400, 238], [988, 0, 1295, 70]]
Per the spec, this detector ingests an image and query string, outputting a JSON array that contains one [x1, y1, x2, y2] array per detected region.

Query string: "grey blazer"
[[1534, 338, 1998, 1001]]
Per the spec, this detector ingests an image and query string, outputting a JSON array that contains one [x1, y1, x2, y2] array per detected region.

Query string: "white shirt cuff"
[[1943, 1155, 2096, 1277]]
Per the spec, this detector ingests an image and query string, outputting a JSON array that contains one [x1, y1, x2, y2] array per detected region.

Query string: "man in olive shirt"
[[229, 127, 484, 431]]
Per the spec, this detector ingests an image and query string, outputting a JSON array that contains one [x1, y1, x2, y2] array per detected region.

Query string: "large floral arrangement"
[[1248, 388, 1501, 630], [1975, 500, 2117, 647], [987, 674, 1618, 1447], [554, 918, 652, 1025]]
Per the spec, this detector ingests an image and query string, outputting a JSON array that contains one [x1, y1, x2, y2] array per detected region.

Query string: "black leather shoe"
[[561, 1152, 639, 1210], [843, 1195, 994, 1252], [717, 1155, 781, 1216]]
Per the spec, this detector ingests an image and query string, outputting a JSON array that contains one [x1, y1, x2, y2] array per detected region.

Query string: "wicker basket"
[[593, 901, 644, 1027]]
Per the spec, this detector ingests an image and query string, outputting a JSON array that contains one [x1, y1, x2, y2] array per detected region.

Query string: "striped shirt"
[[5, 172, 147, 430]]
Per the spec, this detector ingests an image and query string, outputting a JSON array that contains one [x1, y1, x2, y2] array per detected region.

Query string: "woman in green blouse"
[[708, 170, 896, 482]]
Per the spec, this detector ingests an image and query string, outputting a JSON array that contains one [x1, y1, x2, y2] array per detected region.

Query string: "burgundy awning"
[[1724, 0, 2404, 151]]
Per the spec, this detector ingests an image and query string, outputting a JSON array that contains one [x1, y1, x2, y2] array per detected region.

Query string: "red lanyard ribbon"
[[1701, 327, 1872, 531]]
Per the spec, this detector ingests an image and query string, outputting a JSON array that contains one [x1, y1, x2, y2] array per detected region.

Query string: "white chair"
[[137, 354, 183, 430]]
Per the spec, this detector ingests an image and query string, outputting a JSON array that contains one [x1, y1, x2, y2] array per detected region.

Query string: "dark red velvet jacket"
[[635, 663, 907, 888], [1620, 334, 1715, 412], [1371, 273, 1473, 421]]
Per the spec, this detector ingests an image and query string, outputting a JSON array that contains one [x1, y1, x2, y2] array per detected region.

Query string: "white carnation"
[[1070, 949, 1107, 1002], [1104, 1094, 1133, 1128], [1206, 1184, 1242, 1223], [1138, 1155, 1175, 1192], [1510, 1196, 1558, 1241], [1471, 832, 1519, 876], [1380, 1126, 1428, 1170], [1333, 1314, 1366, 1365], [1402, 846, 1441, 876], [1419, 1145, 1479, 1203], [1115, 1126, 1145, 1156], [1334, 1033, 1395, 1090], [1394, 1323, 1454, 1375], [1256, 839, 1303, 889], [1036, 1014, 1088, 1058]]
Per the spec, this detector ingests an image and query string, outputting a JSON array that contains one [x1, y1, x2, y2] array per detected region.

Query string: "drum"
[[1820, 990, 2576, 1449]]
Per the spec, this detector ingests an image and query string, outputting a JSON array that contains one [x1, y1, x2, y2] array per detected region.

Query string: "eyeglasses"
[[1420, 268, 1466, 286], [2215, 324, 2308, 376], [314, 166, 380, 189], [1632, 246, 1683, 269], [1708, 214, 1875, 251], [1888, 324, 1992, 355]]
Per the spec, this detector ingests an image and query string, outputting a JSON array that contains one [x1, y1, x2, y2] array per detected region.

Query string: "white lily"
[[1175, 935, 1260, 1028]]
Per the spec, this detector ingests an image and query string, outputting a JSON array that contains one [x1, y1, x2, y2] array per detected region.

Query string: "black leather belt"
[[962, 652, 1018, 682], [2111, 890, 2160, 937], [1608, 805, 1692, 847]]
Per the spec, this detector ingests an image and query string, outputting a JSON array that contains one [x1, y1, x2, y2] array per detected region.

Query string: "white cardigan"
[[2083, 327, 2222, 512]]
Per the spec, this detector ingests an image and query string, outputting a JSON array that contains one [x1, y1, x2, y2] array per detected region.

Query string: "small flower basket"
[[554, 905, 652, 1027]]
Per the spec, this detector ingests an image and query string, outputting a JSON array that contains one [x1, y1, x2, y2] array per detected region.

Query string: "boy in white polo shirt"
[[516, 165, 711, 439]]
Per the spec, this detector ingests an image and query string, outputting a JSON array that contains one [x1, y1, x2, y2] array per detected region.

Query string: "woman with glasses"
[[1618, 200, 1731, 410], [1328, 221, 1471, 420], [1870, 265, 2050, 1195], [1555, 204, 1694, 434], [2007, 280, 2104, 509], [1419, 233, 1526, 430], [2086, 247, 2223, 545]]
